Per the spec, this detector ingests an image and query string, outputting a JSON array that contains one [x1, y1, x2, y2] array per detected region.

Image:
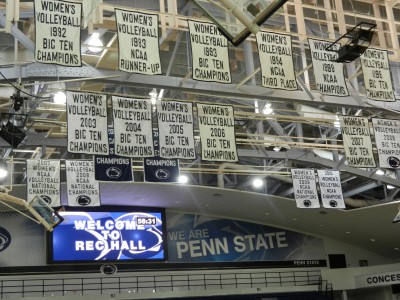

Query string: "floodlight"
[[191, 0, 288, 46]]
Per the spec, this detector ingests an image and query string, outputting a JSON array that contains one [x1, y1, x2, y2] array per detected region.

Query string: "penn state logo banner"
[[197, 103, 238, 162], [291, 169, 320, 208], [144, 130, 180, 182], [340, 116, 376, 167], [308, 39, 349, 96], [361, 49, 395, 101], [256, 31, 297, 91], [26, 159, 61, 206], [317, 170, 345, 209], [94, 126, 133, 182], [66, 160, 100, 206], [156, 101, 196, 159], [66, 91, 109, 155], [188, 20, 231, 83], [34, 0, 82, 66], [112, 96, 154, 157], [115, 9, 161, 75], [372, 118, 400, 168]]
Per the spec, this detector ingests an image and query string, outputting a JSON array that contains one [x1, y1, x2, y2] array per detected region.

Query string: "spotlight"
[[252, 178, 263, 188], [387, 185, 395, 190], [262, 103, 273, 115]]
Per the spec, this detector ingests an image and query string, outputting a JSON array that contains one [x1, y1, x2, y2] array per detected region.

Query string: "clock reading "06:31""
[[136, 217, 157, 225]]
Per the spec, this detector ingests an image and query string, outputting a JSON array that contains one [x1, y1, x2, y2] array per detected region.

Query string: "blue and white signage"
[[48, 210, 166, 263]]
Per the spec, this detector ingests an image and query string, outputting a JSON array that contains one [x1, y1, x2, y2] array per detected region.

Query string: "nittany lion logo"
[[155, 169, 170, 180], [40, 195, 52, 205], [76, 195, 91, 206], [329, 200, 338, 207], [388, 156, 400, 168], [303, 200, 312, 207], [106, 167, 122, 178], [0, 227, 11, 252]]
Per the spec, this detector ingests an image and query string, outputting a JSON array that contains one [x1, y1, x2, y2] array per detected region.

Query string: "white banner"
[[156, 101, 196, 159], [66, 160, 100, 206], [361, 48, 395, 101], [308, 39, 349, 96], [340, 116, 376, 167], [34, 0, 81, 66], [115, 9, 161, 75], [26, 159, 60, 206], [112, 96, 154, 157], [66, 91, 109, 155], [256, 31, 297, 90], [372, 118, 400, 168], [317, 170, 345, 209], [197, 104, 238, 162], [291, 169, 320, 208], [188, 20, 231, 83]]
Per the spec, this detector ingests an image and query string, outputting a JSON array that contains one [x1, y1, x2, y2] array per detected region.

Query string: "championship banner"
[[94, 126, 133, 182], [340, 116, 376, 167], [188, 20, 231, 84], [66, 160, 100, 207], [26, 159, 61, 206], [66, 91, 109, 155], [360, 48, 395, 101], [308, 38, 349, 96], [34, 0, 82, 66], [317, 170, 345, 209], [156, 101, 196, 159], [256, 31, 297, 90], [197, 103, 238, 162], [115, 9, 161, 75], [372, 118, 400, 168], [112, 96, 154, 157], [291, 169, 320, 208], [167, 212, 326, 266], [144, 130, 180, 182]]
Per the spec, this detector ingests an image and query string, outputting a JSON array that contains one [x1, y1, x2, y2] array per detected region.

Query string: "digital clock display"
[[137, 217, 156, 225], [47, 206, 167, 263]]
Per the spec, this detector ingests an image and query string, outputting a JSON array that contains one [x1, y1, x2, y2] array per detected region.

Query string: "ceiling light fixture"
[[376, 169, 385, 175], [178, 175, 188, 184], [149, 89, 158, 105], [387, 185, 395, 190], [334, 116, 341, 128], [252, 178, 263, 188], [87, 32, 103, 53], [262, 103, 273, 115], [0, 167, 7, 179], [53, 91, 66, 104]]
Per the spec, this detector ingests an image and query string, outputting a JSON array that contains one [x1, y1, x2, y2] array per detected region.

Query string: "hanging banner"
[[340, 116, 376, 167], [66, 160, 100, 207], [156, 101, 196, 159], [188, 20, 231, 83], [256, 31, 297, 91], [94, 126, 133, 182], [291, 169, 320, 208], [112, 96, 154, 157], [34, 0, 82, 66], [317, 170, 345, 209], [66, 91, 109, 155], [115, 9, 161, 75], [197, 103, 238, 162], [372, 118, 400, 168], [361, 48, 395, 101], [144, 130, 180, 182], [308, 39, 349, 97], [26, 159, 61, 206], [167, 212, 326, 266]]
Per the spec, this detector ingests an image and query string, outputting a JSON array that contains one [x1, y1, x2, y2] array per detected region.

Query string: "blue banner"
[[144, 130, 179, 182], [94, 126, 133, 181], [166, 213, 325, 265]]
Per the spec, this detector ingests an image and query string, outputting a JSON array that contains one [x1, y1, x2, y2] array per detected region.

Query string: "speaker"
[[0, 121, 26, 148]]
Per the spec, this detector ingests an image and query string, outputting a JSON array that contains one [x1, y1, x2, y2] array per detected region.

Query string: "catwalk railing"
[[0, 270, 324, 298]]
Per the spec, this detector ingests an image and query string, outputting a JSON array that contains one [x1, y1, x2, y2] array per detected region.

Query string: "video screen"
[[47, 207, 167, 263]]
